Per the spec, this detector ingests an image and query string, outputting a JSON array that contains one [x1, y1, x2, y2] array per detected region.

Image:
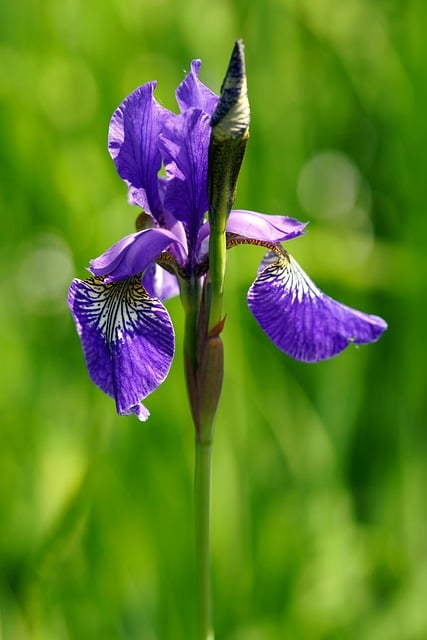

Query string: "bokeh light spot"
[[297, 151, 360, 219], [15, 234, 74, 315]]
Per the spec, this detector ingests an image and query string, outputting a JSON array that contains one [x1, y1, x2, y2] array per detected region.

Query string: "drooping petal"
[[68, 275, 175, 420], [227, 210, 307, 242], [108, 82, 172, 220], [176, 60, 218, 115], [89, 227, 184, 282], [142, 264, 180, 302], [247, 252, 387, 362], [160, 108, 211, 241]]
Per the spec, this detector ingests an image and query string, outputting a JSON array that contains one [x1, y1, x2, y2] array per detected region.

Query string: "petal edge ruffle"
[[175, 60, 218, 115]]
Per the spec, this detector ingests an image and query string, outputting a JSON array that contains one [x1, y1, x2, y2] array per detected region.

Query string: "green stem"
[[194, 439, 214, 640], [207, 226, 227, 332], [181, 276, 201, 364], [181, 275, 215, 638]]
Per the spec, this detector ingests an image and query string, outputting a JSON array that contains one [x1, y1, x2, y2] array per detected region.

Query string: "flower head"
[[68, 58, 387, 420]]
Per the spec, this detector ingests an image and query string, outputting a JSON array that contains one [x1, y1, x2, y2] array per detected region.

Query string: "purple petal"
[[160, 108, 210, 239], [194, 211, 307, 262], [194, 220, 210, 262], [176, 60, 218, 115], [142, 264, 180, 302], [227, 210, 307, 242], [89, 228, 184, 281], [68, 276, 175, 420], [247, 252, 387, 362], [108, 82, 172, 220]]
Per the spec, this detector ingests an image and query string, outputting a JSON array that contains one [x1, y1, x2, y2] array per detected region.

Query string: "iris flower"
[[68, 60, 387, 421]]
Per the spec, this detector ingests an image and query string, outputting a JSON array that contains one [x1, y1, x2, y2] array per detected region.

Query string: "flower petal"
[[194, 211, 307, 262], [160, 108, 211, 241], [68, 275, 175, 420], [89, 228, 184, 281], [176, 60, 218, 115], [247, 252, 387, 362], [142, 264, 180, 302], [108, 82, 172, 220], [227, 210, 307, 242]]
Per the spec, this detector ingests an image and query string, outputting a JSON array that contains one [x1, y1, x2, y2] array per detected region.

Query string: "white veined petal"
[[247, 252, 387, 362], [68, 275, 175, 419]]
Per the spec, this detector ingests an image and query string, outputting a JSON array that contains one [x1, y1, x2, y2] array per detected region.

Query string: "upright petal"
[[160, 108, 211, 241], [68, 276, 175, 420], [89, 227, 184, 282], [108, 82, 172, 220], [176, 60, 218, 115], [247, 252, 387, 362]]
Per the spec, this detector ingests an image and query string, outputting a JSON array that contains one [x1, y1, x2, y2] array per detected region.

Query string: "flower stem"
[[181, 276, 201, 368], [194, 439, 214, 640], [181, 274, 217, 638], [186, 40, 249, 640], [207, 226, 226, 332]]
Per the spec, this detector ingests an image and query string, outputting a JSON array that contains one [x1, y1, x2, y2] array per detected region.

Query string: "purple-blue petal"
[[160, 108, 210, 240], [227, 210, 307, 242], [68, 276, 175, 420], [108, 82, 172, 220], [247, 252, 387, 362], [176, 60, 219, 115], [195, 211, 307, 262], [89, 228, 184, 281], [142, 264, 180, 302]]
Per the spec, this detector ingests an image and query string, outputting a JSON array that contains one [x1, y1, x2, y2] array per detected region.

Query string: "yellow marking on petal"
[[83, 275, 153, 344], [255, 252, 319, 304], [225, 234, 289, 259]]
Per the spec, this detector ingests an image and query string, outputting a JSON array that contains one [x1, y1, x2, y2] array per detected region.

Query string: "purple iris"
[[68, 60, 387, 421]]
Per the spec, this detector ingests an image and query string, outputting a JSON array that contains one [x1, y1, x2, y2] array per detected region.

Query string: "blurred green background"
[[1, 0, 426, 638]]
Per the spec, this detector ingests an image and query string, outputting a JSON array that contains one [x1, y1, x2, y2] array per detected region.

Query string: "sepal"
[[68, 275, 175, 420], [247, 252, 387, 362]]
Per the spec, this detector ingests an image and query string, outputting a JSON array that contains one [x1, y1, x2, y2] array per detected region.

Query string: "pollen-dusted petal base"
[[247, 252, 387, 362], [68, 275, 175, 420]]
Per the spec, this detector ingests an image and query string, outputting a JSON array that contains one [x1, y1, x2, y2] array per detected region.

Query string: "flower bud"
[[210, 39, 250, 140], [208, 39, 250, 230]]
